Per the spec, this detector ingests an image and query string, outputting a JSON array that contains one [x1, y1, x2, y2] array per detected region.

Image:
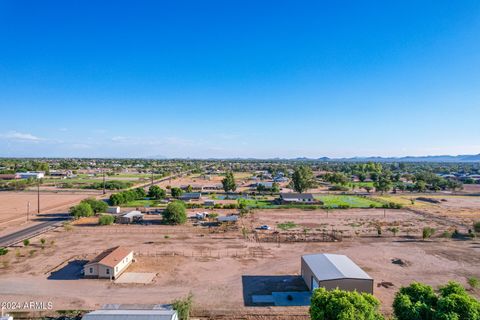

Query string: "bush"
[[0, 247, 8, 256], [163, 201, 187, 225], [328, 185, 349, 191], [310, 287, 384, 320], [172, 292, 193, 320], [468, 276, 480, 289], [69, 202, 94, 218], [23, 239, 30, 246], [98, 214, 115, 225], [474, 221, 480, 233], [277, 221, 297, 230], [85, 180, 133, 190], [80, 198, 108, 214], [422, 227, 436, 240]]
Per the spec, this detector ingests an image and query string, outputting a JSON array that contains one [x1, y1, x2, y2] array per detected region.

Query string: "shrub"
[[328, 185, 349, 191], [310, 287, 384, 320], [474, 221, 480, 233], [277, 221, 297, 230], [163, 201, 187, 225], [422, 227, 436, 240], [0, 247, 8, 256], [467, 276, 480, 289], [172, 292, 193, 320], [98, 214, 115, 225], [23, 239, 30, 246]]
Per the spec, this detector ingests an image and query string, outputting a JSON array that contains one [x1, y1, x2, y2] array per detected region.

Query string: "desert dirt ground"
[[0, 191, 98, 236], [0, 203, 478, 317]]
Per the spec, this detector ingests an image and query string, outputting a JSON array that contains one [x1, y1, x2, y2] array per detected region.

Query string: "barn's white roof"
[[302, 253, 372, 281], [82, 309, 177, 320]]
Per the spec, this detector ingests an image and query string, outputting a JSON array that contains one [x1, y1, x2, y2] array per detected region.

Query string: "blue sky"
[[0, 1, 479, 158]]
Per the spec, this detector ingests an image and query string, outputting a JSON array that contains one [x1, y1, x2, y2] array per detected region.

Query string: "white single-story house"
[[16, 171, 45, 179], [279, 193, 316, 203], [84, 246, 133, 280], [301, 253, 373, 294]]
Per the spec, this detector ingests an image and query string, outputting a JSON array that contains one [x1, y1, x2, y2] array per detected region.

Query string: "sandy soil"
[[0, 191, 98, 235], [0, 204, 478, 316]]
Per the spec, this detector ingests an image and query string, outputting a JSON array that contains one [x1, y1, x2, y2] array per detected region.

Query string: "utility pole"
[[103, 169, 106, 195], [37, 180, 40, 214]]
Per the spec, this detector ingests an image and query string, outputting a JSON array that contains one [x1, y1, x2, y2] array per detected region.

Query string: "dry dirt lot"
[[0, 191, 97, 235], [0, 203, 479, 317]]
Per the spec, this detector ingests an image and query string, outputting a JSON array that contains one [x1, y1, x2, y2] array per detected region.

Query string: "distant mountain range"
[[146, 154, 480, 162], [301, 154, 480, 163]]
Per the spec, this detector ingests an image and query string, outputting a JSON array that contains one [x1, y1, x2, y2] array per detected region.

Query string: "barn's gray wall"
[[301, 256, 373, 294]]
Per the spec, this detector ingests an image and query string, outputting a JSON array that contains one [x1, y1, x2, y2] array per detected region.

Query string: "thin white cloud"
[[0, 131, 43, 142]]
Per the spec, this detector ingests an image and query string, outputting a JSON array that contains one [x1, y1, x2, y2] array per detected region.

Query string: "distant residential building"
[[253, 182, 274, 189], [201, 184, 223, 191], [179, 192, 202, 201], [0, 174, 20, 180], [116, 211, 143, 224], [278, 193, 316, 204], [204, 200, 215, 207], [84, 246, 133, 280], [217, 215, 238, 223], [16, 172, 45, 179]]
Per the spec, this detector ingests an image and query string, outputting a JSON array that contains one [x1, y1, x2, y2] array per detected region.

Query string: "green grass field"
[[315, 195, 383, 208], [123, 199, 165, 207]]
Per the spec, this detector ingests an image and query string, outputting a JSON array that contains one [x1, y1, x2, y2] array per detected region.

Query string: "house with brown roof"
[[84, 246, 133, 279]]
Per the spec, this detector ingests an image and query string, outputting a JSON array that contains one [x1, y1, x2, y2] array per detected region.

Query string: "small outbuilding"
[[116, 210, 143, 224], [179, 192, 202, 201], [301, 253, 373, 294], [84, 246, 133, 280]]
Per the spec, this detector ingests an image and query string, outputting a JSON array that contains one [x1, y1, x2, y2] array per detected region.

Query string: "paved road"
[[0, 213, 71, 247]]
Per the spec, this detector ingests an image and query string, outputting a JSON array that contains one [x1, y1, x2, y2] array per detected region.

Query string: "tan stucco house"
[[84, 246, 133, 279]]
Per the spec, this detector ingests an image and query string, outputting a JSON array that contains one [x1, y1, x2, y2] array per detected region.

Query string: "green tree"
[[393, 281, 480, 320], [291, 165, 316, 193], [80, 198, 108, 214], [170, 187, 183, 198], [272, 182, 280, 193], [310, 288, 384, 320], [23, 239, 30, 246], [69, 202, 94, 218], [163, 201, 187, 225], [222, 171, 237, 192], [374, 173, 392, 194], [393, 282, 438, 320], [148, 185, 166, 199]]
